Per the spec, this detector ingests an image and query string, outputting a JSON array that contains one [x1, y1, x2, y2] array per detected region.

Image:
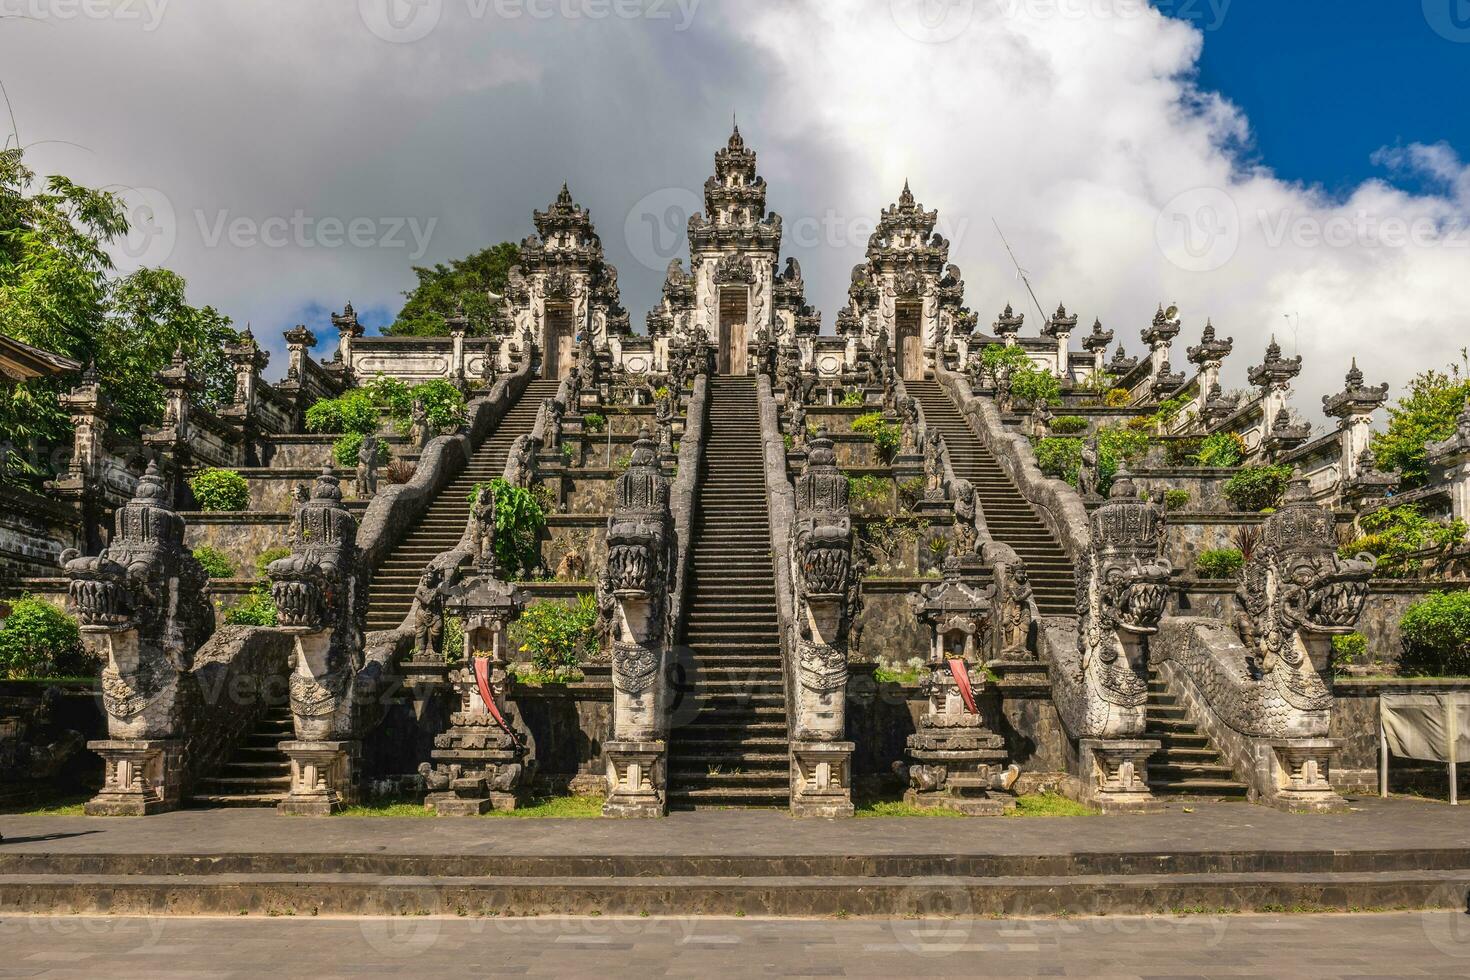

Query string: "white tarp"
[[1380, 693, 1470, 764]]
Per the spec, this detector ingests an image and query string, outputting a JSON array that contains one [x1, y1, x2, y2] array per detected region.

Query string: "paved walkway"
[[2, 797, 1468, 859], [0, 911, 1468, 977]]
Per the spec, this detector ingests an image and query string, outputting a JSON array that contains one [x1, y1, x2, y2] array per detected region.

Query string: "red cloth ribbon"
[[473, 657, 514, 735], [947, 657, 978, 714]]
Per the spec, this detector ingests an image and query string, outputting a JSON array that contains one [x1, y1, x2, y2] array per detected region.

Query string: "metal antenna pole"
[[993, 219, 1048, 325]]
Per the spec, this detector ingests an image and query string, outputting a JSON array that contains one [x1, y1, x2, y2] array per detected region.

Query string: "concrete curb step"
[[3, 871, 1466, 918]]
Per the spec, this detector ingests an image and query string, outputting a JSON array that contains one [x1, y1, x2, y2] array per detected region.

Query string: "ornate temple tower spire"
[[665, 125, 786, 376], [840, 182, 973, 380]]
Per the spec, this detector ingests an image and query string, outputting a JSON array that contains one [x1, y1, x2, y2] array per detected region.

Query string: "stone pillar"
[[1185, 320, 1233, 402], [266, 467, 365, 815], [284, 325, 316, 384], [447, 307, 469, 385], [992, 304, 1024, 347], [601, 429, 675, 817], [1141, 305, 1181, 381], [1041, 303, 1077, 379], [788, 429, 857, 817], [1248, 336, 1302, 436], [1081, 318, 1113, 381], [1323, 360, 1390, 484], [52, 365, 111, 553], [65, 461, 215, 816], [331, 302, 364, 369]]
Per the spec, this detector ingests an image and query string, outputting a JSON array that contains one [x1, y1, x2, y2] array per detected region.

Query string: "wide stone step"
[[1148, 778, 1249, 796], [183, 794, 286, 809]]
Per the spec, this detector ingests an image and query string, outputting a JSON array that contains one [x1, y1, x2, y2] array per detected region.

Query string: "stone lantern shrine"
[[903, 558, 1018, 814], [421, 570, 532, 814]]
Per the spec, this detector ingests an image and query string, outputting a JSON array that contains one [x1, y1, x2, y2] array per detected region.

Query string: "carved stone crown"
[[796, 428, 848, 515], [1259, 475, 1334, 560], [614, 427, 670, 514], [1090, 469, 1166, 559]]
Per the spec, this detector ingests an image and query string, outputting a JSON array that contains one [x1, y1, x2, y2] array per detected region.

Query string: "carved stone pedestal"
[[1079, 738, 1162, 813], [1256, 738, 1347, 813], [85, 739, 182, 816], [278, 740, 358, 816], [904, 729, 1016, 816], [790, 741, 855, 818], [602, 740, 666, 818], [422, 666, 529, 814]]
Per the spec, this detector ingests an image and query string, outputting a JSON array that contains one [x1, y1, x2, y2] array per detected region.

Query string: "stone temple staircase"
[[907, 379, 1076, 615], [186, 702, 293, 808], [1145, 669, 1248, 798], [667, 376, 789, 809], [188, 378, 554, 809], [364, 379, 559, 632]]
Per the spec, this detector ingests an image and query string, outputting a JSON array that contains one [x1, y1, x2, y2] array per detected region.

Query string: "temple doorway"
[[896, 301, 924, 380], [717, 287, 749, 375], [543, 303, 576, 380]]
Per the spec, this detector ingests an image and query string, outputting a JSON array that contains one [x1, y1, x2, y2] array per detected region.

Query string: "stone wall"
[[0, 486, 81, 580], [0, 679, 104, 803], [182, 514, 292, 575], [513, 680, 613, 789]]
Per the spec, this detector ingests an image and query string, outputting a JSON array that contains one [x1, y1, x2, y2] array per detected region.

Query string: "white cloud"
[[5, 0, 1468, 422]]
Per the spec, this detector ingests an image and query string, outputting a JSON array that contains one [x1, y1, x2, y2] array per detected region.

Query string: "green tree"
[[384, 242, 519, 337], [0, 148, 236, 461], [1370, 363, 1470, 489]]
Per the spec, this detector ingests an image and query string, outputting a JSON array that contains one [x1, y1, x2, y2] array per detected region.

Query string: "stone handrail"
[[935, 363, 1091, 563], [357, 355, 532, 576], [756, 374, 801, 732], [668, 374, 710, 646]]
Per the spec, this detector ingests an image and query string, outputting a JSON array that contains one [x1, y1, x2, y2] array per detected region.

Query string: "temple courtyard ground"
[[2, 910, 1470, 977], [1, 796, 1468, 924]]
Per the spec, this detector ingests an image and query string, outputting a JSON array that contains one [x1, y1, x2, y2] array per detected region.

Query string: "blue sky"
[[1195, 1, 1469, 196]]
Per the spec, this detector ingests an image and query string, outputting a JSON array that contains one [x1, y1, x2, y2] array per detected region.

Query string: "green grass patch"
[[1007, 792, 1097, 817], [1, 793, 90, 816], [337, 794, 606, 819], [855, 799, 967, 818]]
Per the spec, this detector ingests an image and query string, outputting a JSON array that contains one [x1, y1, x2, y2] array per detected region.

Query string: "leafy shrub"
[[847, 474, 891, 505], [1049, 415, 1088, 434], [852, 412, 901, 463], [333, 432, 390, 469], [1149, 396, 1192, 429], [192, 546, 236, 579], [582, 412, 606, 434], [1103, 388, 1132, 407], [1369, 365, 1470, 488], [0, 596, 91, 678], [1163, 437, 1203, 466], [224, 586, 278, 627], [1195, 548, 1244, 580], [1331, 632, 1370, 669], [189, 468, 250, 512], [1222, 464, 1293, 512], [305, 389, 379, 435], [442, 616, 464, 661], [1034, 425, 1149, 496], [510, 594, 599, 673], [979, 343, 1031, 377], [365, 375, 414, 423], [1164, 489, 1191, 511], [407, 379, 468, 432], [254, 547, 291, 577], [1340, 505, 1467, 578], [1195, 431, 1246, 468], [839, 389, 866, 407], [1011, 365, 1061, 409], [467, 478, 547, 577], [1398, 591, 1470, 676]]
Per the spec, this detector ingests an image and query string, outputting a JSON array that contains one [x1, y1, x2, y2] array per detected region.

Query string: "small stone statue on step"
[[1078, 435, 1101, 499], [410, 398, 431, 450], [469, 484, 497, 574], [355, 433, 379, 500], [790, 401, 808, 452], [413, 564, 458, 660]]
